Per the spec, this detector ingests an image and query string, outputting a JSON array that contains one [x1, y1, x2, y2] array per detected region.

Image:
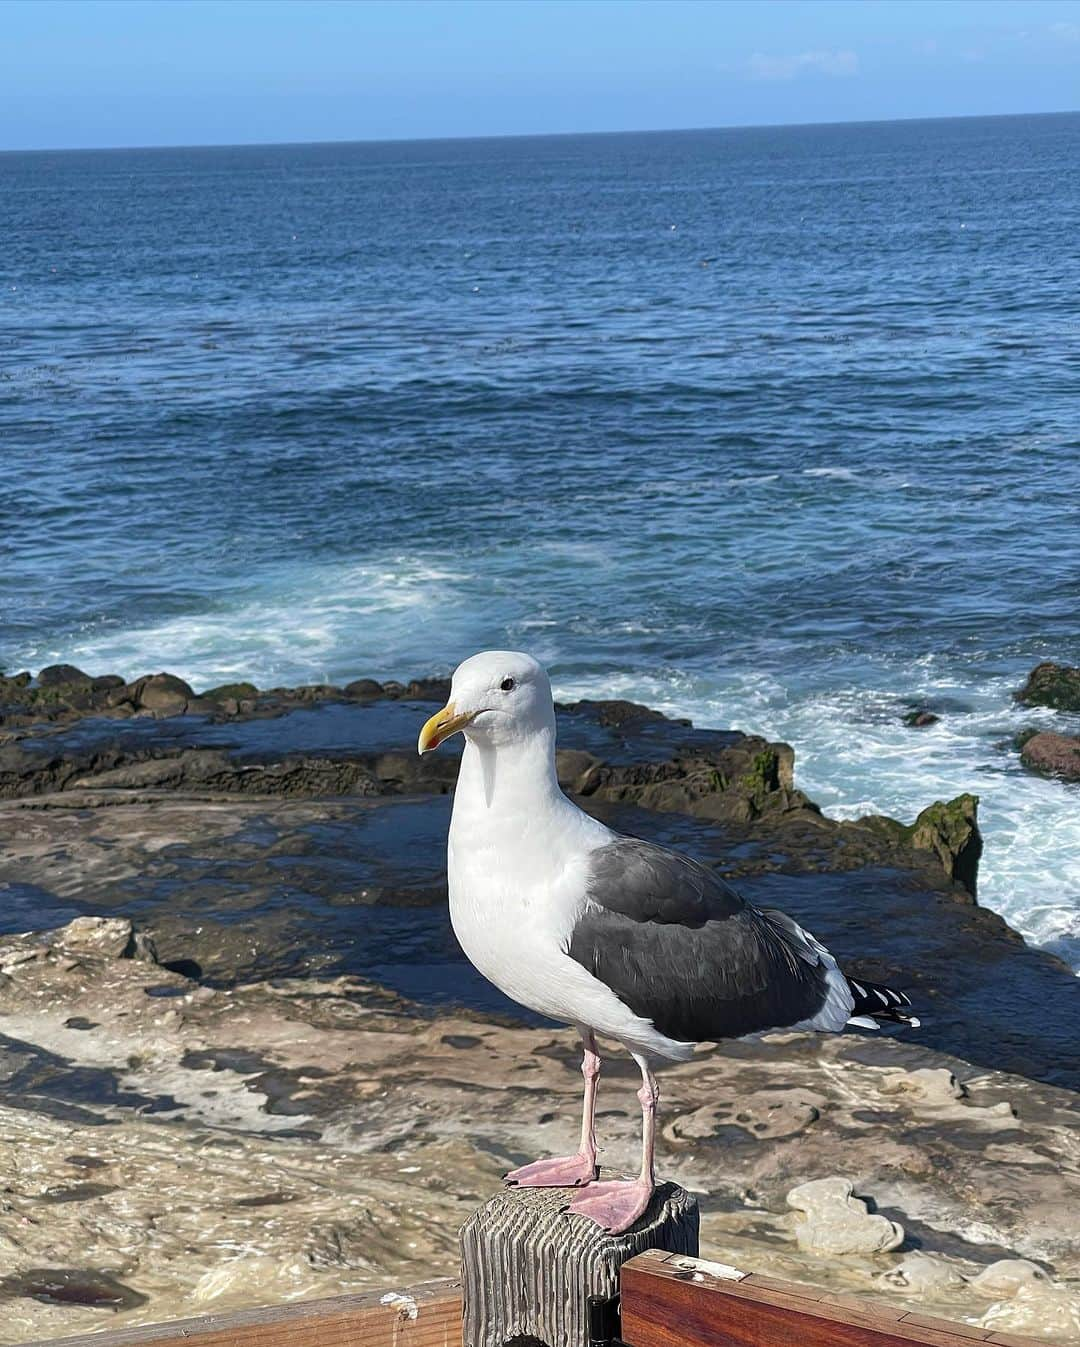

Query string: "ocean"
[[2, 113, 1078, 968]]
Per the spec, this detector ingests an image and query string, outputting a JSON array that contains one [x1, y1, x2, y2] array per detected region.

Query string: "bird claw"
[[566, 1178, 654, 1233], [504, 1154, 599, 1188]]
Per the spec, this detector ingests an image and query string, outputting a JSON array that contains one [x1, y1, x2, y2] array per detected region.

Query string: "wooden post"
[[460, 1183, 699, 1347]]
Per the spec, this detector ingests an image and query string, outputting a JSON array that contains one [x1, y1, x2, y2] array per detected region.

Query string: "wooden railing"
[[22, 1253, 1043, 1347], [621, 1250, 1040, 1347], [20, 1279, 464, 1347]]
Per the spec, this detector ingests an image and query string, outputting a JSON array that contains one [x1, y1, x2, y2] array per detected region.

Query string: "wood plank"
[[898, 1312, 991, 1340], [20, 1279, 462, 1347], [620, 1255, 1045, 1347], [740, 1272, 824, 1300]]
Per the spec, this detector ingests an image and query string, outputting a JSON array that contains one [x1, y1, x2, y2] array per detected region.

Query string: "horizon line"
[[2, 106, 1077, 157]]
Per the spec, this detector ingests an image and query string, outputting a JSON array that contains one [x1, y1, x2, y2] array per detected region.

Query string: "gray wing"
[[568, 837, 843, 1043]]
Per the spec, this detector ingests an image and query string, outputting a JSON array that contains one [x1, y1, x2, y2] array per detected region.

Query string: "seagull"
[[418, 651, 918, 1234]]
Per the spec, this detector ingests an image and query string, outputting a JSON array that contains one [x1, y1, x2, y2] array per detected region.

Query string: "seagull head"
[[417, 650, 555, 755]]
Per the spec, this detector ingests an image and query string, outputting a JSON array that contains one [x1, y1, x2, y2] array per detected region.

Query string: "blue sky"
[[3, 0, 1079, 150]]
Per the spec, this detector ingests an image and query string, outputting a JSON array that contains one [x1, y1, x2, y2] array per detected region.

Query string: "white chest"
[[445, 742, 611, 1021]]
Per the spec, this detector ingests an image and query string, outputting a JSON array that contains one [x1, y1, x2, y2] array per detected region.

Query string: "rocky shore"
[[1, 665, 1078, 1341]]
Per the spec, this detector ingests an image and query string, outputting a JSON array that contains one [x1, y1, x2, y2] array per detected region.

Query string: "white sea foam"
[[20, 558, 478, 689], [802, 467, 860, 480]]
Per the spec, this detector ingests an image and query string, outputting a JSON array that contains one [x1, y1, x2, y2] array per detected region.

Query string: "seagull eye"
[[500, 677, 516, 692]]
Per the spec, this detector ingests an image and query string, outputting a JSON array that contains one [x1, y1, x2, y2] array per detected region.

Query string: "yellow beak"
[[417, 702, 476, 755]]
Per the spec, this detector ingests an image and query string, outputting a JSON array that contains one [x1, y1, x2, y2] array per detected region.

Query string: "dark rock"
[[183, 697, 220, 716], [405, 678, 452, 702], [344, 679, 384, 700], [555, 748, 602, 792], [575, 735, 807, 826], [121, 673, 196, 716], [909, 795, 983, 898], [202, 682, 259, 704], [0, 1268, 147, 1311], [565, 698, 689, 728], [903, 709, 940, 728], [0, 667, 124, 725], [65, 749, 384, 798], [1015, 661, 1080, 712], [37, 665, 93, 688], [858, 795, 982, 899], [129, 931, 160, 964], [1021, 731, 1080, 782], [293, 685, 344, 702]]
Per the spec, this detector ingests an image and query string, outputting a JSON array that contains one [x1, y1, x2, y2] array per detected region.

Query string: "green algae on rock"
[[1015, 661, 1080, 712], [856, 794, 982, 898]]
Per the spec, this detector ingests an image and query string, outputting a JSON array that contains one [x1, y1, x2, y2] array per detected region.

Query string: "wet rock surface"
[[0, 670, 1078, 1340], [1021, 730, 1080, 782], [1015, 661, 1080, 713]]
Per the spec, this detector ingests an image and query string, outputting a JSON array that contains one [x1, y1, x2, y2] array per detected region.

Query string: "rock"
[[292, 685, 345, 703], [979, 1282, 1080, 1337], [878, 1253, 967, 1294], [877, 1068, 1016, 1125], [1021, 731, 1080, 782], [305, 1219, 381, 1270], [1015, 661, 1080, 712], [202, 682, 258, 705], [908, 795, 983, 898], [664, 1090, 822, 1143], [555, 749, 602, 793], [53, 916, 135, 959], [0, 946, 42, 973], [902, 709, 939, 728], [567, 699, 682, 728], [881, 1067, 966, 1105], [129, 931, 160, 964], [0, 667, 124, 725], [861, 795, 982, 898], [970, 1258, 1051, 1296], [785, 1177, 904, 1256], [344, 679, 384, 700], [575, 733, 807, 825], [37, 664, 93, 688], [122, 673, 196, 716], [404, 678, 451, 702]]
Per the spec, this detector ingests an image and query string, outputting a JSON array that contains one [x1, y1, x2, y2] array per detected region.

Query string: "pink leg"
[[505, 1033, 601, 1188], [568, 1053, 657, 1233]]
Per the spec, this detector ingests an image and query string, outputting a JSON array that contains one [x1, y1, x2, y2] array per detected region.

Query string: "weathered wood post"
[[460, 1183, 699, 1347]]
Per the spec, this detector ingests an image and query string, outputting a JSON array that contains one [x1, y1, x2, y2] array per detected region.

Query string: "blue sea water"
[[2, 114, 1079, 966]]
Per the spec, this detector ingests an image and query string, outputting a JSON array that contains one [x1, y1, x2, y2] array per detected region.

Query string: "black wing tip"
[[845, 974, 919, 1030]]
